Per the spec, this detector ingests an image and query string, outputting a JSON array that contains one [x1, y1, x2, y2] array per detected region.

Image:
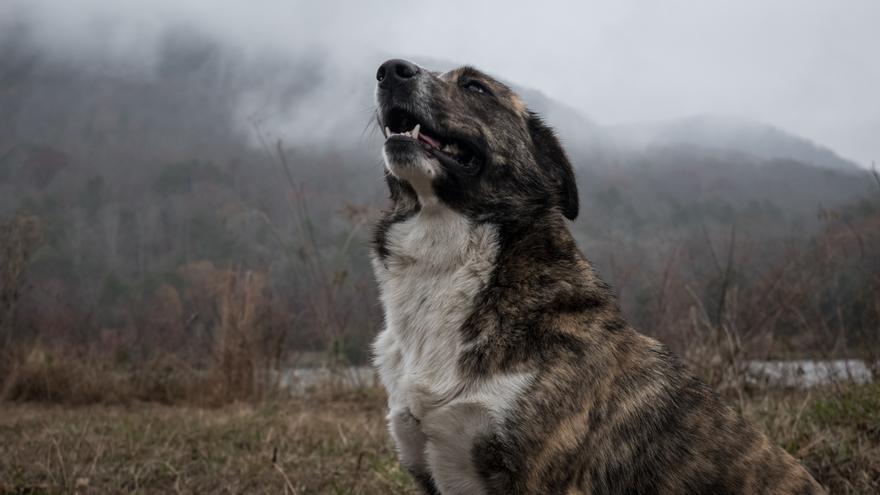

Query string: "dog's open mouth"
[[382, 108, 484, 172]]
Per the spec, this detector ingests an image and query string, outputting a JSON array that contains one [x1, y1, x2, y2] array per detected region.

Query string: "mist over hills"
[[607, 114, 858, 172], [1, 28, 876, 358], [1, 30, 867, 197], [2, 7, 880, 493], [2, 27, 872, 249]]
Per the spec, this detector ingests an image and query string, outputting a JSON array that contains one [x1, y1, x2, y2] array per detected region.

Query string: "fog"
[[3, 0, 879, 166], [2, 9, 879, 477]]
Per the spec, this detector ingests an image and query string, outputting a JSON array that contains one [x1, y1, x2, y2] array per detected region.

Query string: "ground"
[[0, 384, 878, 494], [0, 389, 417, 495]]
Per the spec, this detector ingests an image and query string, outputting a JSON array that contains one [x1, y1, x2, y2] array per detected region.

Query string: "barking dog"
[[370, 59, 824, 494]]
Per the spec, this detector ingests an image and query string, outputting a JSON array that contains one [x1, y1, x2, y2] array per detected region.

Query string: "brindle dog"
[[370, 59, 824, 495]]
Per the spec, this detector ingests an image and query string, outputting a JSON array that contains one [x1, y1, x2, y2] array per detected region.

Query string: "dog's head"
[[375, 59, 578, 223]]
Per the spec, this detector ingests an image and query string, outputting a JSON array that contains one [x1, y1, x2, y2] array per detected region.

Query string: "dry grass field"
[[0, 389, 417, 495], [1, 382, 878, 495]]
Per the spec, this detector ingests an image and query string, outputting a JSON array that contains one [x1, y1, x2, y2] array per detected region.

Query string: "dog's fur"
[[370, 59, 824, 494]]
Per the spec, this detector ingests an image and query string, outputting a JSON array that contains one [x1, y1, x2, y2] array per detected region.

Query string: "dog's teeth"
[[385, 126, 391, 138], [412, 124, 420, 140]]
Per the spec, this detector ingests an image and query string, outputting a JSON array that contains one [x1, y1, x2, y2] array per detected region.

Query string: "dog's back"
[[448, 216, 821, 494]]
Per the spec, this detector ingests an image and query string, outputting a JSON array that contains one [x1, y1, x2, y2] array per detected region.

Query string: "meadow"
[[0, 352, 878, 494]]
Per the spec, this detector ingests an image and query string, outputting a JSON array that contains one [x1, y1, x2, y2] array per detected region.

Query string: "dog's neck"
[[377, 201, 595, 295], [390, 204, 486, 269]]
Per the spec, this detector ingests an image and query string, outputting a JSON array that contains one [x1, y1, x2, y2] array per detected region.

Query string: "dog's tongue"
[[418, 132, 441, 149]]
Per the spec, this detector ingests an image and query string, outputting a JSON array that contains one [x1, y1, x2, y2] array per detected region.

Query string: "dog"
[[370, 58, 824, 494]]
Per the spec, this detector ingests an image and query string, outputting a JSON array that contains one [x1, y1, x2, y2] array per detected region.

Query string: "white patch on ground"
[[746, 359, 873, 387]]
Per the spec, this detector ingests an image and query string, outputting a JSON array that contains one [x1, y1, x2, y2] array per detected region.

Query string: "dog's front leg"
[[422, 402, 495, 495], [389, 408, 440, 494]]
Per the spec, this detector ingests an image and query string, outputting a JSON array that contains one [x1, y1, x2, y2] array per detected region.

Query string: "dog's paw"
[[389, 407, 429, 471]]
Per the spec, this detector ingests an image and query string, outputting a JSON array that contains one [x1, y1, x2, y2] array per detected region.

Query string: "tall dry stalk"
[[210, 268, 269, 401], [249, 118, 371, 376], [0, 213, 43, 348]]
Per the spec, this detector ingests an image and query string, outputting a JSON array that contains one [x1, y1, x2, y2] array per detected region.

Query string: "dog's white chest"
[[372, 206, 498, 408], [371, 205, 536, 492]]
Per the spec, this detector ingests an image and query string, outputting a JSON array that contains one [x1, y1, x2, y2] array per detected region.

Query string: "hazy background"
[[2, 4, 880, 492], [1, 0, 878, 373], [3, 0, 879, 166]]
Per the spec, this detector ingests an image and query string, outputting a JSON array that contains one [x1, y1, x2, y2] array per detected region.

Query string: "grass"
[[0, 383, 878, 494], [0, 389, 418, 495], [740, 382, 880, 494]]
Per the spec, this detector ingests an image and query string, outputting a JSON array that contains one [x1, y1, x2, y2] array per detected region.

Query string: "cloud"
[[3, 0, 879, 165]]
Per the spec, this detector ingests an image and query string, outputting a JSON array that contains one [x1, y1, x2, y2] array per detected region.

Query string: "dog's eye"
[[463, 80, 490, 95]]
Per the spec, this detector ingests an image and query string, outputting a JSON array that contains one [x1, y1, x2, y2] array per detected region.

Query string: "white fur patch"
[[372, 192, 534, 488], [373, 204, 498, 410], [382, 150, 441, 206]]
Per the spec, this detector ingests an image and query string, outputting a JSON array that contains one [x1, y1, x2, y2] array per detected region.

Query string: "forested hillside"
[[1, 28, 877, 368]]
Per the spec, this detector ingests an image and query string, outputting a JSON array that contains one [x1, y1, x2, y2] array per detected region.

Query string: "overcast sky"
[[4, 0, 879, 167]]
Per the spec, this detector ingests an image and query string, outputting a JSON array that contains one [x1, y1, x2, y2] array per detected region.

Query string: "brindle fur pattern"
[[371, 61, 824, 494]]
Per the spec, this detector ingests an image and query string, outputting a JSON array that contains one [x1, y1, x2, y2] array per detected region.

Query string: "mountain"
[[1, 30, 872, 242], [606, 114, 859, 171], [1, 28, 877, 360], [1, 31, 870, 217]]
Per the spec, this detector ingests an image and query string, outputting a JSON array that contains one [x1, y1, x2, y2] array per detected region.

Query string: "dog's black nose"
[[377, 59, 419, 89]]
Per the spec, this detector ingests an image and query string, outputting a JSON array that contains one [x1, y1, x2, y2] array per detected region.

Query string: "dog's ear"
[[527, 112, 579, 220]]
